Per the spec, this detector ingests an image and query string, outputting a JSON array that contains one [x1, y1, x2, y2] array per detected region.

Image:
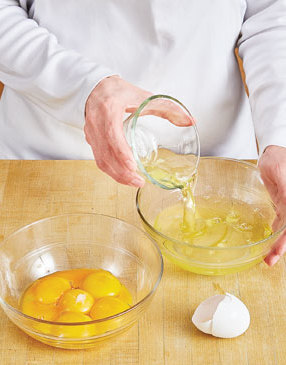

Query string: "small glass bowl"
[[0, 214, 163, 349], [124, 95, 200, 190], [136, 157, 286, 275]]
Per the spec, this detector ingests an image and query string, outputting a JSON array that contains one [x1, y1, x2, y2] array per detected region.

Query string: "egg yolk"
[[59, 289, 94, 313], [20, 268, 133, 338], [55, 312, 93, 338], [117, 285, 133, 306], [81, 271, 121, 298], [56, 311, 92, 323], [35, 277, 71, 304], [50, 269, 95, 288], [90, 297, 130, 320], [21, 292, 59, 321]]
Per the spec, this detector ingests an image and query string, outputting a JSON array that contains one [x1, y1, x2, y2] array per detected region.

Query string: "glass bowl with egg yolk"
[[136, 157, 286, 275], [0, 214, 163, 349]]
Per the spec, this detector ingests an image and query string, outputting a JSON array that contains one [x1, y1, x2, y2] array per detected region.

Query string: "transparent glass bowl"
[[0, 214, 163, 349], [124, 95, 200, 189], [136, 158, 286, 276]]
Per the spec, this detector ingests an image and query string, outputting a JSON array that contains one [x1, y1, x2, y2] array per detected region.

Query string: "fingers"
[[92, 142, 145, 187], [85, 109, 145, 187], [272, 214, 282, 232], [84, 77, 148, 186], [264, 230, 286, 266], [259, 172, 278, 203], [104, 110, 145, 186], [264, 254, 280, 266], [105, 110, 137, 171], [126, 99, 194, 127], [265, 251, 281, 266], [85, 76, 196, 186], [259, 149, 286, 266]]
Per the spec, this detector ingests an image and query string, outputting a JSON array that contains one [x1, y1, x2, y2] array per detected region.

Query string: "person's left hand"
[[258, 145, 286, 266]]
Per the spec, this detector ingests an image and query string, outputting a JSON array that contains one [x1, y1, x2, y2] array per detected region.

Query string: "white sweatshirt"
[[0, 0, 285, 159]]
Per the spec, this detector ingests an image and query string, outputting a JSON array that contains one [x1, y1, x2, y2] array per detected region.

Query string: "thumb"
[[126, 97, 195, 127]]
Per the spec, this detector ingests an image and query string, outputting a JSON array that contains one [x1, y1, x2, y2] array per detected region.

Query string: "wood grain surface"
[[0, 160, 285, 365]]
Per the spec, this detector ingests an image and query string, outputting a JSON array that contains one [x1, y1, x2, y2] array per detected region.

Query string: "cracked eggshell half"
[[192, 293, 250, 338]]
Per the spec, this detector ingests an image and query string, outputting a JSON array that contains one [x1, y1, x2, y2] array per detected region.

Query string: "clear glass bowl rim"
[[0, 213, 164, 326], [129, 94, 201, 190], [136, 156, 286, 251]]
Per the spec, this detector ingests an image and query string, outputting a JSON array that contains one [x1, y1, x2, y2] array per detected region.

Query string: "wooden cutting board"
[[0, 160, 285, 365]]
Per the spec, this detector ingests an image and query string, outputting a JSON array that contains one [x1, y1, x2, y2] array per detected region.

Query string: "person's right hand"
[[85, 76, 193, 187]]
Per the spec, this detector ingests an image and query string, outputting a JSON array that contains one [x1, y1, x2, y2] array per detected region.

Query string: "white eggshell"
[[192, 293, 250, 338], [212, 293, 250, 338], [192, 294, 226, 335]]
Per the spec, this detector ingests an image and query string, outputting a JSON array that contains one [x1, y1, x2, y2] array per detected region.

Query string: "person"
[[0, 1, 285, 265]]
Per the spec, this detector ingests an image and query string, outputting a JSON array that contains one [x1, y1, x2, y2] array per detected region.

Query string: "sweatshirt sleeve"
[[0, 0, 116, 127], [238, 0, 286, 156]]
